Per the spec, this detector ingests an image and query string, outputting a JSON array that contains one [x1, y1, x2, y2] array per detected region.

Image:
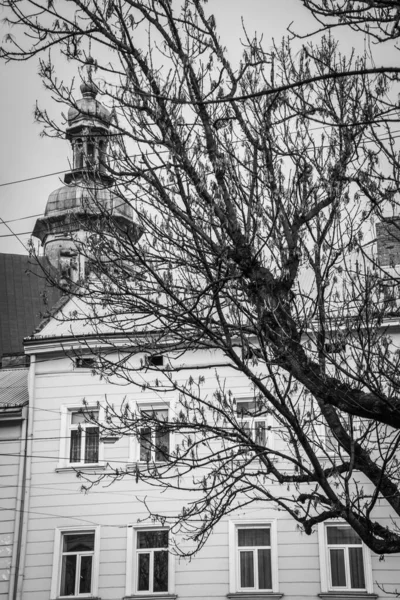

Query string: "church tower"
[[32, 75, 138, 287]]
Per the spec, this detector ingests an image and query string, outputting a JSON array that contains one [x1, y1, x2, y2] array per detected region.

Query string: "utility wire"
[[1, 121, 400, 193]]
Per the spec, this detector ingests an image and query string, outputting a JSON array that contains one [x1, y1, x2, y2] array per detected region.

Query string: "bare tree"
[[298, 1, 400, 42], [3, 0, 400, 556]]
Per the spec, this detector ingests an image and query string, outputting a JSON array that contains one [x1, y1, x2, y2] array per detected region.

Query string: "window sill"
[[55, 597, 101, 600], [126, 462, 169, 470], [124, 595, 177, 600], [227, 593, 283, 600], [318, 594, 377, 600], [56, 465, 106, 473]]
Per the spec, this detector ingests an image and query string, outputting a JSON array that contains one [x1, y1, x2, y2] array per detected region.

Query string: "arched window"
[[99, 140, 106, 171], [74, 139, 84, 169], [86, 138, 95, 166]]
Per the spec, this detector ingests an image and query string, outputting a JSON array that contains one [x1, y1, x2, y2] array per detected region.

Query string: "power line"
[[1, 122, 399, 194], [0, 169, 68, 188]]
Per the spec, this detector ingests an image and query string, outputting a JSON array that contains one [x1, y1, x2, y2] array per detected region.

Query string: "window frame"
[[129, 399, 175, 464], [235, 396, 274, 451], [313, 414, 367, 458], [318, 522, 373, 594], [228, 520, 279, 594], [126, 524, 175, 597], [58, 404, 104, 469], [50, 526, 100, 599]]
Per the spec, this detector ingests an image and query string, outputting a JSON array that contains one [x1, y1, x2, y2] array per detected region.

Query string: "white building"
[[3, 79, 399, 600]]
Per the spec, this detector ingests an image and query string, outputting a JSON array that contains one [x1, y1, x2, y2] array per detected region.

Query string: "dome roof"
[[45, 181, 133, 221], [67, 82, 111, 129]]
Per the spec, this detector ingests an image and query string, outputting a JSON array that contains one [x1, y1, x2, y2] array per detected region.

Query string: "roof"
[[25, 293, 156, 341], [0, 254, 61, 357], [43, 181, 133, 220], [0, 368, 29, 408]]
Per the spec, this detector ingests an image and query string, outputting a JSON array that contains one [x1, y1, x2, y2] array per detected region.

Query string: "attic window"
[[147, 355, 164, 367], [75, 357, 97, 369]]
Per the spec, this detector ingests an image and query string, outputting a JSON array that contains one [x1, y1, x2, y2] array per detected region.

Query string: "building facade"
[[3, 78, 400, 600], [17, 323, 400, 600]]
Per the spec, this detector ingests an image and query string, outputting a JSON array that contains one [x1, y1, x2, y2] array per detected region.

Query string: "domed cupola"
[[32, 69, 139, 288], [65, 79, 112, 185]]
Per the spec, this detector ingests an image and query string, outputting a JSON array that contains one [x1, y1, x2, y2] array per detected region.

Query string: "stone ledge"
[[55, 465, 106, 473], [227, 593, 284, 600], [318, 594, 378, 600], [123, 595, 177, 600]]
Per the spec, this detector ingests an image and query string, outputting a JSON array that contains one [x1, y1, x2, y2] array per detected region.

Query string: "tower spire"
[[32, 75, 138, 288]]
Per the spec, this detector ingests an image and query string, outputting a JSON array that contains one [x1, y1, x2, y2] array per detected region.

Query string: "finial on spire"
[[80, 55, 97, 98]]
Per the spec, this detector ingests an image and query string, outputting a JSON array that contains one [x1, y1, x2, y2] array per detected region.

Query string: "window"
[[69, 410, 99, 464], [75, 357, 97, 369], [129, 400, 175, 464], [58, 405, 103, 469], [86, 138, 96, 167], [137, 530, 169, 593], [238, 527, 272, 590], [319, 523, 373, 593], [74, 139, 84, 169], [324, 418, 367, 456], [229, 521, 279, 594], [51, 527, 100, 599], [236, 398, 272, 448], [139, 408, 169, 462], [126, 527, 175, 596], [310, 406, 366, 457], [147, 355, 164, 367], [327, 526, 365, 589]]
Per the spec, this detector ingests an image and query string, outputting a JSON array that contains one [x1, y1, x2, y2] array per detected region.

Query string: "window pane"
[[71, 411, 99, 425], [138, 553, 150, 591], [63, 533, 95, 553], [138, 530, 168, 549], [237, 400, 257, 416], [255, 421, 266, 446], [155, 428, 169, 461], [71, 412, 86, 425], [240, 550, 254, 588], [60, 554, 76, 596], [140, 428, 152, 461], [330, 548, 346, 587], [85, 427, 99, 463], [70, 430, 81, 462], [327, 526, 361, 545], [142, 408, 168, 420], [258, 548, 272, 589], [154, 550, 169, 592], [79, 555, 93, 594], [349, 547, 366, 589], [238, 528, 270, 547]]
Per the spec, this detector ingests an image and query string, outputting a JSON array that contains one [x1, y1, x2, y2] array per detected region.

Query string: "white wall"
[[20, 347, 400, 600]]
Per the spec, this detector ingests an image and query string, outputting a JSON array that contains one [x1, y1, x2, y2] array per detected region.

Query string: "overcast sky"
[[0, 0, 396, 255]]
